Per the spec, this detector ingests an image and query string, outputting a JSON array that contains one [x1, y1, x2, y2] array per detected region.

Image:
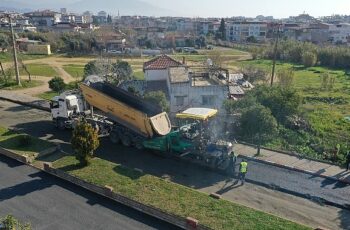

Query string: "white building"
[[168, 67, 229, 115], [83, 11, 93, 23], [329, 23, 350, 44], [226, 21, 267, 42]]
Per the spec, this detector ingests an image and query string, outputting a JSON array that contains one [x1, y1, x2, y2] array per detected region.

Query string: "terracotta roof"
[[143, 55, 183, 71]]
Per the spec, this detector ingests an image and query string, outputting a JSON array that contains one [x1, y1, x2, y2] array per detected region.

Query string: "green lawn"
[[240, 59, 350, 163], [0, 52, 48, 62], [63, 64, 85, 79], [0, 80, 43, 90], [53, 155, 310, 230], [0, 127, 53, 158], [133, 70, 145, 80], [37, 91, 59, 101], [4, 63, 58, 77]]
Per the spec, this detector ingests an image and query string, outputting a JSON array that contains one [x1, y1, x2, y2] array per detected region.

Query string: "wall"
[[170, 82, 229, 115], [27, 44, 51, 55], [145, 69, 169, 81]]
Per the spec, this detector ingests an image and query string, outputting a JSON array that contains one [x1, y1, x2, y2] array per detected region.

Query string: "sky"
[[144, 0, 349, 18]]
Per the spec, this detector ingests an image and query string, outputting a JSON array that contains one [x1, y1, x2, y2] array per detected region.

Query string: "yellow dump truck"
[[79, 82, 171, 138], [50, 79, 233, 171]]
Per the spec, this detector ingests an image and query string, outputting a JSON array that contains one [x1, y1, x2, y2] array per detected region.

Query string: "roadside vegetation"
[[0, 127, 53, 158], [0, 215, 31, 230], [53, 155, 310, 230], [0, 80, 42, 90], [232, 58, 350, 165]]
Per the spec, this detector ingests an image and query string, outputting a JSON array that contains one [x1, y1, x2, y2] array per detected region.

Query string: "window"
[[175, 96, 186, 106], [50, 101, 59, 109], [202, 95, 215, 106]]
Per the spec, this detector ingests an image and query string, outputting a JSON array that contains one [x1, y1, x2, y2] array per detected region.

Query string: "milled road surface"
[[1, 100, 350, 229], [244, 159, 350, 208], [0, 155, 180, 230]]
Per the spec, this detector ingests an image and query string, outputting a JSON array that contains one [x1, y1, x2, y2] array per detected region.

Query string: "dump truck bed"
[[79, 82, 171, 137]]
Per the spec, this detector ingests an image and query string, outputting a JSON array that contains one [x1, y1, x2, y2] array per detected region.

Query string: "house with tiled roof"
[[143, 55, 184, 81]]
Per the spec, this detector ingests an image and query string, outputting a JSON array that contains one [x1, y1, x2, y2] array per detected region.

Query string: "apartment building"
[[226, 21, 267, 42]]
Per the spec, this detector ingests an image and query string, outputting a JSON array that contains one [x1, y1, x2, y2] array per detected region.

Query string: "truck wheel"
[[57, 119, 65, 130], [109, 132, 119, 144], [121, 135, 131, 147]]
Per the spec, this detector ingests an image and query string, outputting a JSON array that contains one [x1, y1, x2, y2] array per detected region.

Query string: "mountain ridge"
[[0, 0, 176, 16]]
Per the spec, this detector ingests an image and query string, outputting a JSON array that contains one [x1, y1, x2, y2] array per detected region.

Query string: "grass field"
[[0, 80, 43, 90], [53, 155, 310, 230], [37, 91, 59, 100], [0, 127, 53, 158], [63, 64, 85, 79], [2, 63, 57, 78], [240, 59, 350, 162], [0, 52, 48, 63]]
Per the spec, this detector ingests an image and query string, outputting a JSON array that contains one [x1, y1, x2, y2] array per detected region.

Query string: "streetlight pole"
[[270, 23, 280, 87], [8, 14, 21, 86]]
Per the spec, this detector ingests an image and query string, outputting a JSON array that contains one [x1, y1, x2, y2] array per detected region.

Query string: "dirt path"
[[7, 57, 81, 96]]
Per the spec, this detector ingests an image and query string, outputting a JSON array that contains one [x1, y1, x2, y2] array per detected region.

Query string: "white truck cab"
[[50, 91, 87, 129]]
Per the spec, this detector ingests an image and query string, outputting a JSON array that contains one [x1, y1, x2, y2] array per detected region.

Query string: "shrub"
[[48, 76, 66, 92], [18, 135, 32, 147], [71, 120, 100, 166], [302, 51, 317, 67]]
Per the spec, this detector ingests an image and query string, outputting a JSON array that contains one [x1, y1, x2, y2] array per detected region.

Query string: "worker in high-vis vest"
[[239, 160, 248, 185]]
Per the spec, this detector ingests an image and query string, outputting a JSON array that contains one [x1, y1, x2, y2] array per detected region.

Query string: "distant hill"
[[0, 0, 176, 16], [68, 0, 176, 16]]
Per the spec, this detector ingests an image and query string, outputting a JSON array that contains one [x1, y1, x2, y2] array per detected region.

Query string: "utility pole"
[[270, 23, 280, 87], [8, 15, 21, 86]]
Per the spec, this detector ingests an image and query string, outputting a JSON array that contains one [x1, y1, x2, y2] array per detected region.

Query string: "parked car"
[[108, 50, 122, 54]]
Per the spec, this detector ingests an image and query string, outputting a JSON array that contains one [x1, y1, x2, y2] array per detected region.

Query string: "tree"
[[254, 86, 301, 125], [1, 215, 31, 230], [144, 91, 169, 112], [0, 32, 10, 48], [223, 95, 257, 114], [84, 60, 100, 77], [217, 18, 226, 41], [195, 36, 207, 48], [239, 105, 278, 155], [277, 67, 294, 88], [302, 51, 317, 67], [111, 60, 133, 85], [208, 50, 225, 68], [48, 76, 66, 92], [107, 15, 112, 23], [241, 64, 269, 83], [71, 120, 100, 166], [246, 36, 258, 43]]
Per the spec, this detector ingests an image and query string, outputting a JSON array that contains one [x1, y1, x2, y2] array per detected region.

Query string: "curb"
[[236, 140, 339, 166], [0, 96, 50, 112], [239, 155, 350, 186], [0, 147, 211, 230]]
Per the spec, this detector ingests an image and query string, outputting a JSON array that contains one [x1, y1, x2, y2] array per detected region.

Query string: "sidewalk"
[[233, 143, 350, 184], [0, 90, 50, 111]]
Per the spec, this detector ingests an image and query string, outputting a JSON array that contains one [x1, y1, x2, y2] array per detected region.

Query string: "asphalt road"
[[0, 100, 350, 210], [0, 154, 180, 230]]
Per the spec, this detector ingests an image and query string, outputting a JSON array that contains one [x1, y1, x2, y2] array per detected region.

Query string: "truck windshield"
[[50, 101, 59, 109]]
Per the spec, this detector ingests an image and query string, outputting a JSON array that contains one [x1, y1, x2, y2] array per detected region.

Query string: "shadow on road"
[[0, 155, 180, 230], [339, 208, 350, 230], [320, 177, 349, 189]]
